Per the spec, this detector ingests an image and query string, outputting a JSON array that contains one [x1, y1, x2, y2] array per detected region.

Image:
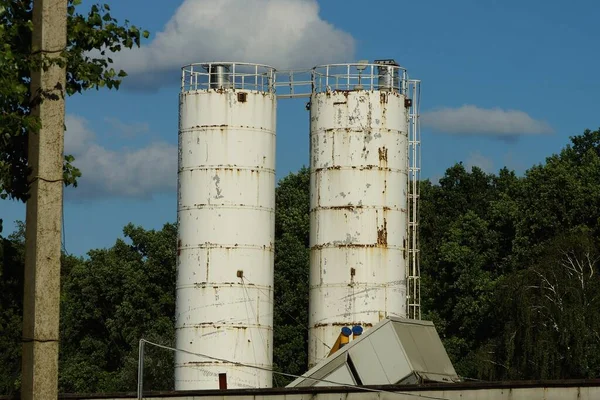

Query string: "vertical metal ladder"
[[407, 79, 421, 320]]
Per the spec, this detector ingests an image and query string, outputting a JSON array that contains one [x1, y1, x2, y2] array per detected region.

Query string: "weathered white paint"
[[308, 89, 409, 367], [176, 86, 276, 389]]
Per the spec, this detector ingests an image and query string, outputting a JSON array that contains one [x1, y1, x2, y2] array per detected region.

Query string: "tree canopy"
[[419, 128, 600, 379], [0, 0, 148, 205]]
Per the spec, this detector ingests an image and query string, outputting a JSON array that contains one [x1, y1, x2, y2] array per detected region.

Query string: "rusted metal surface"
[[308, 89, 409, 367], [176, 64, 276, 390]]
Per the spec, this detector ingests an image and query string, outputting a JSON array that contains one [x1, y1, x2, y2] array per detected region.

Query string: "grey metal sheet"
[[370, 323, 413, 384], [392, 319, 458, 380], [348, 336, 388, 385], [313, 364, 356, 387]]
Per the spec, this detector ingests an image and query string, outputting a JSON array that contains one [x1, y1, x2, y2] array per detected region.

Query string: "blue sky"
[[1, 0, 599, 255]]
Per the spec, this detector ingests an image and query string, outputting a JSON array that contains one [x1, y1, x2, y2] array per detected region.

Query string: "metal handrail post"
[[137, 339, 145, 400]]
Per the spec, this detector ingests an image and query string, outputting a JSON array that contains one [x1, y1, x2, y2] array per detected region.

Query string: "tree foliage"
[[419, 128, 600, 380], [0, 223, 25, 394], [0, 222, 177, 395], [59, 223, 177, 393], [272, 167, 310, 386], [0, 0, 149, 203], [489, 232, 600, 380]]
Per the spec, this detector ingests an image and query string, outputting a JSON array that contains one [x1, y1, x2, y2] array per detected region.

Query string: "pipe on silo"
[[207, 64, 232, 89], [352, 325, 364, 340]]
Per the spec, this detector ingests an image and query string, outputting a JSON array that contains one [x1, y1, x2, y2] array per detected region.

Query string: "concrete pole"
[[21, 0, 68, 399]]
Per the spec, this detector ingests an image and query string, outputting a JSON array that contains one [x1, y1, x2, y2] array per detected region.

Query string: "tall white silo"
[[175, 62, 276, 389], [308, 61, 410, 367]]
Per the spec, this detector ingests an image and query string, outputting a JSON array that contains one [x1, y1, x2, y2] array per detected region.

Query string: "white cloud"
[[113, 0, 355, 90], [466, 151, 494, 173], [64, 115, 176, 198], [104, 117, 149, 138], [421, 105, 553, 137], [65, 114, 95, 155]]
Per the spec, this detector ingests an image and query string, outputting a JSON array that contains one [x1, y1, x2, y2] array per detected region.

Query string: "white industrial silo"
[[307, 60, 412, 367], [175, 62, 276, 389]]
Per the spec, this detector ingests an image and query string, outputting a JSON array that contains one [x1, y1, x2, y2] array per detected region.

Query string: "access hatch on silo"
[[287, 317, 460, 387]]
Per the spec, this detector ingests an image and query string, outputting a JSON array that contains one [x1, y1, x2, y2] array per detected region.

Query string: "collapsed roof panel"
[[287, 317, 460, 388]]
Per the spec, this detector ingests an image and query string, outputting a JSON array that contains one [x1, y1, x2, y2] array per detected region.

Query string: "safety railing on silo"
[[181, 62, 276, 93], [274, 69, 313, 98], [274, 62, 410, 98], [311, 62, 408, 94]]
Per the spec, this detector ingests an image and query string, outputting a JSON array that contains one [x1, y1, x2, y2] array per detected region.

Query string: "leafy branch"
[[0, 0, 149, 201]]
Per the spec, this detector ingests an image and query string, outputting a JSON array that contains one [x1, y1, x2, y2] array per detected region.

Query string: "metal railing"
[[274, 69, 313, 99], [312, 62, 408, 94], [181, 62, 276, 93], [274, 62, 410, 98], [183, 62, 410, 97]]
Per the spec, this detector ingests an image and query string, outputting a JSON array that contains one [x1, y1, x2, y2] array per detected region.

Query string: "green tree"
[[514, 128, 600, 261], [0, 221, 177, 395], [272, 167, 311, 386], [0, 0, 149, 202], [422, 128, 600, 381], [59, 223, 177, 393], [419, 164, 521, 378], [481, 128, 600, 380], [489, 231, 600, 380], [0, 222, 81, 395], [0, 224, 25, 394]]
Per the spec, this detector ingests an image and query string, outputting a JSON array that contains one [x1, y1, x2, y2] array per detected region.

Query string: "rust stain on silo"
[[378, 146, 388, 166], [377, 219, 388, 246]]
